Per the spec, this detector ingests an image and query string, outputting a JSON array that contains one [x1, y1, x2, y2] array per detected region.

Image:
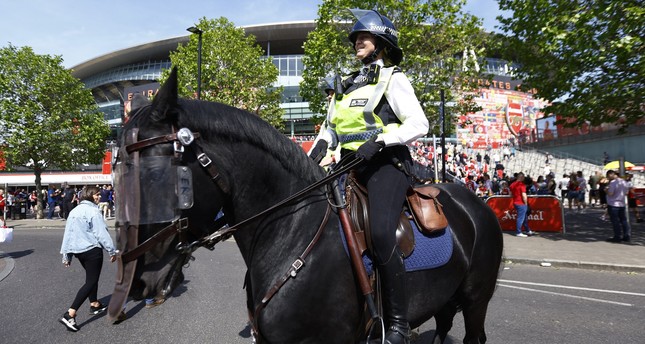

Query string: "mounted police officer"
[[309, 9, 429, 344]]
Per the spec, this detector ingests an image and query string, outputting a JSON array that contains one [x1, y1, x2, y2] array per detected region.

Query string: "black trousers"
[[352, 146, 412, 263], [62, 201, 74, 219], [70, 247, 104, 310]]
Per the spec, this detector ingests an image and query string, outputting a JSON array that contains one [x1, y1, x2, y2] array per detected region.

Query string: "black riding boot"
[[378, 249, 411, 344]]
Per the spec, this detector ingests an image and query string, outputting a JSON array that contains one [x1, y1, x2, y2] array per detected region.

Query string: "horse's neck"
[[231, 187, 329, 270]]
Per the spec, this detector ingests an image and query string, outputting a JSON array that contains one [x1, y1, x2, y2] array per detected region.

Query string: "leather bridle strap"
[[124, 132, 200, 154], [120, 218, 189, 263], [249, 204, 332, 341]]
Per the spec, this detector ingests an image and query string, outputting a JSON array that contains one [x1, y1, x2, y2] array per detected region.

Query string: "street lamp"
[[440, 89, 446, 183], [186, 26, 203, 100]]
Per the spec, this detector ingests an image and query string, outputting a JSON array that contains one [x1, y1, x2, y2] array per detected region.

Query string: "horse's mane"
[[176, 99, 324, 182]]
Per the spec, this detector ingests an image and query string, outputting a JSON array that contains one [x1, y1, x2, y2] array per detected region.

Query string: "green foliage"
[[0, 44, 110, 176], [301, 0, 489, 135], [497, 0, 644, 130], [164, 17, 284, 129]]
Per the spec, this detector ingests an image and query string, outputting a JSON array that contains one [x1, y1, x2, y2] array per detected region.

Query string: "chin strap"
[[361, 46, 383, 65]]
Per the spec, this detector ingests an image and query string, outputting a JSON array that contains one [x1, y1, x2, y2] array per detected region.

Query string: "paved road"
[[2, 227, 644, 343]]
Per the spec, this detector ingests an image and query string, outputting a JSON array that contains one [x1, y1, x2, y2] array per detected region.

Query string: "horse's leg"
[[460, 301, 489, 344], [432, 303, 458, 344]]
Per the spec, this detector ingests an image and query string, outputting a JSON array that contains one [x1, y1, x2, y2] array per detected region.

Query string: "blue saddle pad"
[[340, 219, 454, 275]]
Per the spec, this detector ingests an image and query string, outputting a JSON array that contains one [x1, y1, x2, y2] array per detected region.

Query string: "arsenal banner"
[[486, 195, 565, 233]]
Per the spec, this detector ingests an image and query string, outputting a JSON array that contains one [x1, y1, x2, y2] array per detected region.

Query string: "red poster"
[[102, 151, 112, 174], [486, 195, 564, 232]]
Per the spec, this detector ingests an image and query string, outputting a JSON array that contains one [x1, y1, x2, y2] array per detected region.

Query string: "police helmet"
[[348, 9, 403, 65]]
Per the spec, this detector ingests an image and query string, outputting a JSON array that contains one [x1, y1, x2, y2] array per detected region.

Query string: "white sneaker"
[[515, 233, 528, 237]]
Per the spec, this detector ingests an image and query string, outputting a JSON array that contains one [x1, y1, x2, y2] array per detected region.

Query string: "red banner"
[[486, 195, 564, 232], [102, 151, 112, 174]]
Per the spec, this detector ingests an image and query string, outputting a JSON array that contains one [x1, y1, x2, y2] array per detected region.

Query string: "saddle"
[[344, 171, 448, 258]]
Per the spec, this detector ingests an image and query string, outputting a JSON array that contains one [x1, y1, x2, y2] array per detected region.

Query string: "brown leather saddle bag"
[[406, 184, 448, 234]]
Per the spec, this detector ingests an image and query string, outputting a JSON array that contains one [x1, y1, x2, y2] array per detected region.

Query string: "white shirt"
[[606, 178, 629, 207]]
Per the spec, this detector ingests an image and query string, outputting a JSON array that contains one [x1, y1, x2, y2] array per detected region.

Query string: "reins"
[[191, 154, 362, 249]]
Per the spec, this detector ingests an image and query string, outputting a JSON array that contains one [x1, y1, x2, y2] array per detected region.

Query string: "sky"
[[0, 0, 507, 69]]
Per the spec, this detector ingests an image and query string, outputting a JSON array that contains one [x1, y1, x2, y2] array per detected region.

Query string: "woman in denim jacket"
[[59, 186, 116, 332]]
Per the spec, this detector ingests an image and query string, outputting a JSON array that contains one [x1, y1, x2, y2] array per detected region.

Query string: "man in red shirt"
[[510, 172, 536, 237]]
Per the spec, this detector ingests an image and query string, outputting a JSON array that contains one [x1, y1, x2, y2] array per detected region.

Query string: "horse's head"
[[109, 67, 327, 320], [111, 68, 227, 304]]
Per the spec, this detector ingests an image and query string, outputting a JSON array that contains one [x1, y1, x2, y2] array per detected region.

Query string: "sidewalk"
[[2, 207, 644, 282], [504, 206, 644, 272]]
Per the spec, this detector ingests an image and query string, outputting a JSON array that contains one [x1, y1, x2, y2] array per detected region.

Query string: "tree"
[[497, 0, 644, 131], [301, 0, 489, 135], [0, 44, 110, 218], [163, 17, 284, 129]]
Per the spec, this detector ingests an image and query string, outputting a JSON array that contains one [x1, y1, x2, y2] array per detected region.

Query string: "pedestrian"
[[557, 173, 569, 200], [566, 173, 579, 210], [604, 170, 632, 242], [588, 171, 601, 207], [575, 171, 588, 211], [98, 185, 112, 219], [307, 9, 429, 343], [510, 172, 536, 237], [46, 185, 60, 219], [0, 189, 5, 227], [546, 173, 557, 196], [60, 183, 75, 219], [58, 186, 117, 332]]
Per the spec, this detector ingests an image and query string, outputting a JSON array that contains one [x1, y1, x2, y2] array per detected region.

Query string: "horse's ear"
[[150, 67, 179, 122], [130, 94, 150, 112]]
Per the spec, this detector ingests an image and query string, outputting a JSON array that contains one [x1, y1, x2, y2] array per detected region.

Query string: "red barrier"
[[486, 195, 565, 233], [633, 188, 645, 207], [299, 140, 314, 153]]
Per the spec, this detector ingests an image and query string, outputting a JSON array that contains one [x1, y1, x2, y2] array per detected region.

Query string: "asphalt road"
[[1, 228, 644, 344]]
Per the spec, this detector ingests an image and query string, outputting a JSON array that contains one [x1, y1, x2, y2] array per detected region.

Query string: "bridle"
[[108, 118, 362, 329]]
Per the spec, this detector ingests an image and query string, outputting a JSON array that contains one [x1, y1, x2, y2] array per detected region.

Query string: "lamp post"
[[186, 26, 203, 100], [440, 89, 446, 183]]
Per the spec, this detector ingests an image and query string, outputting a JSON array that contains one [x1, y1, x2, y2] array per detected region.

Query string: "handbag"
[[406, 184, 448, 234], [0, 226, 13, 243]]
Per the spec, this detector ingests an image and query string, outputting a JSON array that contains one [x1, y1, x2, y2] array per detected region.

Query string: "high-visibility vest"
[[329, 67, 400, 150]]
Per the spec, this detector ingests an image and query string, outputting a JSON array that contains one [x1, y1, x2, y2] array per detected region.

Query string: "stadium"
[[1, 20, 643, 187]]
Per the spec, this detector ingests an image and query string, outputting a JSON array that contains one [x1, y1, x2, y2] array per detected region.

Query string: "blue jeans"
[[514, 204, 530, 234], [47, 201, 56, 219], [608, 205, 631, 239]]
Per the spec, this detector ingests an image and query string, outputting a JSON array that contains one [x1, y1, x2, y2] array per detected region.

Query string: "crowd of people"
[[0, 184, 115, 223]]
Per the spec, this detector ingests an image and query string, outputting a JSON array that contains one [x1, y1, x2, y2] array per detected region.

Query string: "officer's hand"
[[355, 136, 385, 161], [309, 140, 328, 164]]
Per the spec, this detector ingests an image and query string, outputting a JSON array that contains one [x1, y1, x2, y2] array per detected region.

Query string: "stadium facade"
[[70, 21, 526, 144], [6, 20, 638, 186]]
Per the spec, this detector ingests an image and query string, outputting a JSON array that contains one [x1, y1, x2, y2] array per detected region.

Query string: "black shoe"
[[59, 312, 79, 332], [637, 219, 644, 223], [621, 236, 631, 242], [90, 303, 107, 315], [606, 237, 622, 243], [112, 311, 127, 324]]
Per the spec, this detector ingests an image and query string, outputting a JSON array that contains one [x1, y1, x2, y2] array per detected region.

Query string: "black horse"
[[110, 68, 503, 343]]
